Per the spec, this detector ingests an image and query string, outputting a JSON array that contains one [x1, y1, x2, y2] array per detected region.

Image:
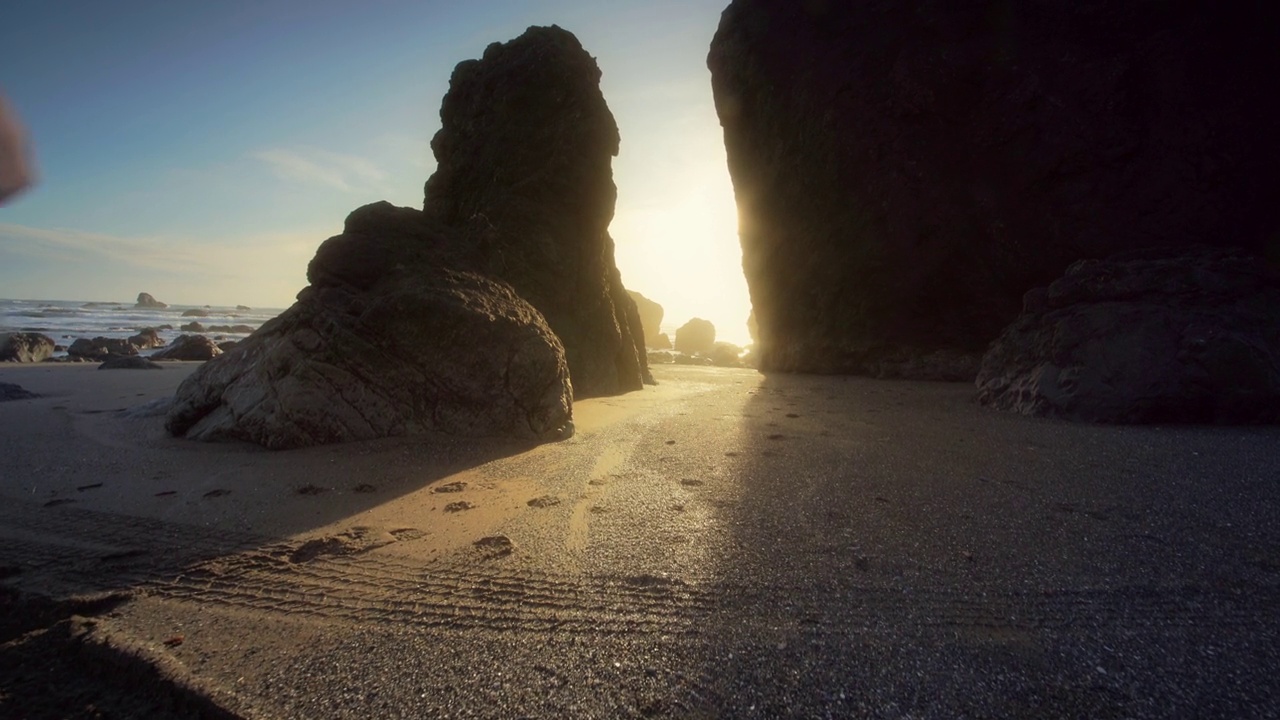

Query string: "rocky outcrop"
[[627, 291, 665, 349], [166, 204, 573, 449], [128, 328, 165, 349], [652, 333, 671, 350], [1, 332, 55, 363], [179, 322, 205, 332], [709, 1, 1280, 377], [423, 25, 650, 397], [674, 318, 716, 356], [135, 293, 167, 309], [977, 247, 1280, 424], [67, 337, 138, 361], [708, 342, 743, 368], [181, 308, 209, 317], [152, 335, 222, 362]]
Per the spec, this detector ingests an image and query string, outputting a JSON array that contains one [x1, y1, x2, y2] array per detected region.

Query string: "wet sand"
[[1, 362, 1278, 718]]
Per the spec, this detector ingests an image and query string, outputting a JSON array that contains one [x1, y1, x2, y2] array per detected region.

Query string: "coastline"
[[2, 363, 1278, 717]]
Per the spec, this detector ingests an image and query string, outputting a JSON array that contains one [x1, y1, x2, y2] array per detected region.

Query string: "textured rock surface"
[[152, 335, 222, 362], [674, 318, 716, 356], [709, 1, 1280, 376], [977, 247, 1280, 424], [1, 332, 55, 363], [423, 25, 650, 396], [135, 293, 167, 309], [167, 203, 574, 449], [627, 291, 665, 349]]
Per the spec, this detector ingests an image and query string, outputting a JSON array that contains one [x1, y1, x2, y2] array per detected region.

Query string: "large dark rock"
[[152, 335, 222, 362], [626, 291, 665, 349], [135, 293, 167, 309], [708, 1, 1280, 376], [67, 337, 138, 361], [423, 25, 650, 397], [1, 332, 55, 363], [674, 318, 716, 356], [99, 356, 163, 370], [167, 210, 572, 449], [977, 247, 1280, 424]]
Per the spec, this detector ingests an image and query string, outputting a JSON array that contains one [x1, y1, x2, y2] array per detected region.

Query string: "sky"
[[0, 0, 753, 345]]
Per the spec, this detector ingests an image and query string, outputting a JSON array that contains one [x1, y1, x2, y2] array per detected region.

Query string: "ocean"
[[0, 298, 284, 356]]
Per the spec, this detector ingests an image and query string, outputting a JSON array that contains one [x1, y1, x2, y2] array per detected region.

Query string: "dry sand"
[[1, 362, 1278, 718]]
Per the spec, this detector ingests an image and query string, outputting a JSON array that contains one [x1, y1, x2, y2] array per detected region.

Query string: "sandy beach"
[[2, 362, 1278, 718]]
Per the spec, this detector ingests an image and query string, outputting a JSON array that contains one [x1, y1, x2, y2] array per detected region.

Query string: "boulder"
[[236, 305, 252, 311], [423, 25, 650, 397], [217, 341, 239, 353], [977, 247, 1280, 424], [166, 264, 573, 449], [674, 318, 715, 356], [135, 293, 167, 309], [152, 335, 222, 362], [1, 332, 55, 362], [128, 328, 165, 349], [647, 350, 674, 365], [709, 1, 1280, 376], [0, 382, 38, 401], [708, 342, 743, 368], [67, 337, 138, 361], [179, 322, 205, 332], [99, 356, 163, 370], [626, 291, 665, 348], [652, 333, 671, 350], [181, 308, 210, 317]]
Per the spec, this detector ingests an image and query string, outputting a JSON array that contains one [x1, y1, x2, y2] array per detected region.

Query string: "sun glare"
[[612, 165, 752, 348]]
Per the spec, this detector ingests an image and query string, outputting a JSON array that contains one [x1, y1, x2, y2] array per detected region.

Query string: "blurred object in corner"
[[0, 92, 36, 205]]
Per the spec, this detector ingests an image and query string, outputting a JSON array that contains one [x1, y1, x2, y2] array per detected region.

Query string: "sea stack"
[[708, 1, 1280, 378], [167, 25, 648, 449], [424, 25, 650, 396]]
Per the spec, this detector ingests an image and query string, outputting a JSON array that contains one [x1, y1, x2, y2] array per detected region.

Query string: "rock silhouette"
[[674, 318, 716, 356], [627, 291, 665, 349], [135, 293, 167, 309], [709, 1, 1280, 378], [424, 25, 651, 396], [167, 26, 645, 448]]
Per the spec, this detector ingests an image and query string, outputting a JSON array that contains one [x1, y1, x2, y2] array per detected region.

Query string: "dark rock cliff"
[[425, 25, 651, 396], [708, 0, 1280, 376]]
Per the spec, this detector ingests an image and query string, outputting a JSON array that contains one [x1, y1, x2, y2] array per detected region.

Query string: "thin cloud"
[[252, 146, 388, 192], [0, 223, 204, 273]]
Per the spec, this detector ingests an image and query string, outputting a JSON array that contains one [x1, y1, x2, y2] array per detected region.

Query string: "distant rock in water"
[[153, 335, 222, 362], [166, 204, 572, 449], [135, 293, 167, 309], [1, 332, 55, 363], [627, 291, 665, 349], [423, 25, 650, 396], [977, 247, 1280, 424], [128, 328, 165, 350], [708, 1, 1280, 377], [179, 321, 205, 332], [236, 305, 252, 311], [674, 318, 715, 356], [181, 308, 209, 317]]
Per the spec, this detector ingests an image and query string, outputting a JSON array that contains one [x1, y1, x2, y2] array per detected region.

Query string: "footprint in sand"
[[295, 484, 328, 496], [473, 535, 515, 558], [203, 489, 231, 499], [444, 501, 475, 512], [680, 478, 705, 487], [352, 483, 377, 494], [527, 495, 562, 508], [42, 498, 75, 508], [433, 481, 467, 493]]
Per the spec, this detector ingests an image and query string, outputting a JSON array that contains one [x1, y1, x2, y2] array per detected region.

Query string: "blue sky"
[[0, 0, 752, 344]]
